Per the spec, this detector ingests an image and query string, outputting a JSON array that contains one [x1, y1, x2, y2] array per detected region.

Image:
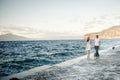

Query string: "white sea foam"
[[2, 65, 51, 80], [2, 45, 120, 80], [55, 45, 120, 67]]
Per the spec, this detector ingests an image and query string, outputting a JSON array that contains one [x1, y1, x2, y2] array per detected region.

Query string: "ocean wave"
[[0, 40, 120, 79], [21, 46, 120, 80], [51, 52, 74, 57]]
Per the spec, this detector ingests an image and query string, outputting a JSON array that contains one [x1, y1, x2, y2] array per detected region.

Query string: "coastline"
[[2, 45, 120, 80]]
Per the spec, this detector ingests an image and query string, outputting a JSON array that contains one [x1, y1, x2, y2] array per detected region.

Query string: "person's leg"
[[87, 50, 90, 59], [95, 46, 97, 55], [96, 46, 99, 57]]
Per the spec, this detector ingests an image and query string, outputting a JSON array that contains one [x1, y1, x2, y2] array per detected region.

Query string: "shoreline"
[[2, 46, 120, 80]]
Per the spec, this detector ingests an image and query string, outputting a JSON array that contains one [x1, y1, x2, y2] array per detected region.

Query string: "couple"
[[86, 35, 100, 59]]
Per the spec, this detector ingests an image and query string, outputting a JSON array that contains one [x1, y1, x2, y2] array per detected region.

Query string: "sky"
[[0, 0, 120, 40]]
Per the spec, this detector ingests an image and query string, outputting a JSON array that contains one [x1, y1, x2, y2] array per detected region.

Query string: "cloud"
[[0, 25, 82, 40], [1, 13, 120, 39], [0, 25, 43, 38], [83, 13, 120, 34]]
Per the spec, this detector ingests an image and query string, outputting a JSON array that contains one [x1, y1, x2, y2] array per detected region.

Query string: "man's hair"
[[96, 35, 99, 38]]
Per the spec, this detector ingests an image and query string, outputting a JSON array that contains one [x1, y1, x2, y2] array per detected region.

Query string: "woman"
[[86, 36, 91, 59]]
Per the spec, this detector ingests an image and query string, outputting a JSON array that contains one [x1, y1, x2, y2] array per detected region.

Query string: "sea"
[[0, 39, 120, 79]]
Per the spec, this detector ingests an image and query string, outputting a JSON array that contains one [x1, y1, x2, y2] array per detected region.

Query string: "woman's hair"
[[86, 37, 90, 42], [96, 35, 99, 38]]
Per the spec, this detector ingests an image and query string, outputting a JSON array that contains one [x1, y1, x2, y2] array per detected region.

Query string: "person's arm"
[[99, 40, 101, 47], [90, 40, 93, 47], [94, 39, 95, 47]]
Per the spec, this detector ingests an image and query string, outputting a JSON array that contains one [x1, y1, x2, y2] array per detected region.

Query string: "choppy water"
[[0, 39, 120, 79], [21, 47, 120, 80]]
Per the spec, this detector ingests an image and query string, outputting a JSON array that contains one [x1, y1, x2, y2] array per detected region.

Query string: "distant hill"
[[0, 33, 28, 41], [85, 25, 120, 39]]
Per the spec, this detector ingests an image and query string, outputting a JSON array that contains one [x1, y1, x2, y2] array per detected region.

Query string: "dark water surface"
[[0, 39, 120, 78]]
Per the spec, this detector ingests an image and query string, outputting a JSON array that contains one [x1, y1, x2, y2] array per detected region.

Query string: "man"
[[94, 35, 100, 58]]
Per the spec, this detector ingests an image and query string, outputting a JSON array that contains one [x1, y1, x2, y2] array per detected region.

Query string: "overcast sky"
[[0, 0, 120, 39]]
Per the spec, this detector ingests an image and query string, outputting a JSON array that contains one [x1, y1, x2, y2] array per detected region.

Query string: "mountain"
[[84, 25, 120, 39], [0, 33, 28, 41]]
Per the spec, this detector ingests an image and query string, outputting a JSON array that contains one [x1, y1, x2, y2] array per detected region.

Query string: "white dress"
[[86, 41, 91, 50]]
